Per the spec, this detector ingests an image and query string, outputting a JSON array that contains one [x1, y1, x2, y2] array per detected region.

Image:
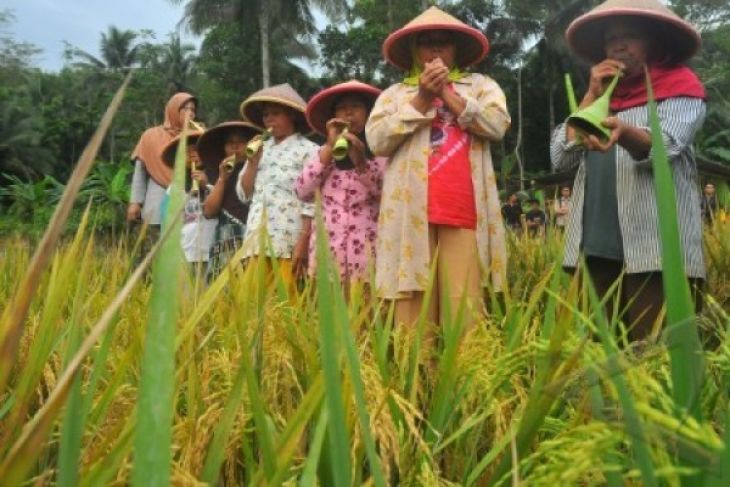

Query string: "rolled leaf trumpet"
[[332, 126, 350, 161], [245, 128, 272, 158], [567, 71, 621, 141], [190, 162, 203, 196], [222, 151, 245, 173]]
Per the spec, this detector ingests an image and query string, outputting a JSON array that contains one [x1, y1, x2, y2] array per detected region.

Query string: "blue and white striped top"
[[550, 97, 706, 278]]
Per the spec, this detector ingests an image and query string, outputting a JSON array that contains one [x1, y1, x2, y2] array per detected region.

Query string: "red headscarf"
[[131, 92, 196, 187], [610, 64, 705, 112]]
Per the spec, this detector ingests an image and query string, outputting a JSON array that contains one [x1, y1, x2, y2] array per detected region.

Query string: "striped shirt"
[[550, 97, 706, 278]]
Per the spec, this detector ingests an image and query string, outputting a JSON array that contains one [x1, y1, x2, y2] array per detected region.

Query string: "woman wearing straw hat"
[[295, 80, 386, 291], [197, 121, 262, 277], [552, 0, 707, 342], [159, 128, 217, 275], [366, 7, 510, 337], [236, 83, 318, 290], [128, 93, 197, 228]]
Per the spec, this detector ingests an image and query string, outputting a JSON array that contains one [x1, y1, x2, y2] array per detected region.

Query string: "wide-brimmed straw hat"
[[196, 121, 262, 171], [566, 0, 701, 64], [161, 130, 205, 167], [239, 83, 309, 133], [383, 6, 489, 71], [305, 80, 382, 136]]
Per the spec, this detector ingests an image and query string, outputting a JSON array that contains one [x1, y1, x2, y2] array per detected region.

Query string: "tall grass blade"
[[586, 268, 658, 487], [0, 225, 166, 486], [58, 208, 95, 487], [131, 120, 189, 487], [644, 66, 704, 419], [314, 202, 352, 486], [0, 72, 132, 393]]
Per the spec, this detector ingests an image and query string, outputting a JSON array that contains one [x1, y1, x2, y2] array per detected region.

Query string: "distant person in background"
[[525, 198, 546, 237], [127, 92, 197, 238], [501, 192, 523, 232], [553, 185, 571, 231], [700, 182, 718, 224]]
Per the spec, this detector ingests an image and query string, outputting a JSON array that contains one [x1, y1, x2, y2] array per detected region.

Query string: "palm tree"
[[66, 26, 141, 71], [0, 96, 53, 179], [157, 34, 197, 93], [170, 0, 346, 87]]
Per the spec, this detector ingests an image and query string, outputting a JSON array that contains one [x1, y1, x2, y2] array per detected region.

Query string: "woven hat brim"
[[383, 23, 489, 71], [197, 122, 263, 171], [306, 83, 382, 136], [239, 96, 308, 133], [566, 8, 701, 64], [162, 132, 204, 167]]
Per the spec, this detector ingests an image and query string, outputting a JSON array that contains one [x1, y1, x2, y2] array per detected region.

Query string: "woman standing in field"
[[197, 121, 262, 276], [159, 128, 217, 277], [552, 0, 706, 341], [127, 93, 197, 232], [295, 80, 385, 292], [365, 7, 510, 336], [236, 84, 318, 293]]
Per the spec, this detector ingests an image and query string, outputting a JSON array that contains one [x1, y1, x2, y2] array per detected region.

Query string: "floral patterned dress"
[[295, 152, 386, 281], [236, 133, 318, 259]]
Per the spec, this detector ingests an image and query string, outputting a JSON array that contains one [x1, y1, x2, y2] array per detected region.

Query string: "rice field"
[[0, 216, 727, 486], [1, 75, 729, 487]]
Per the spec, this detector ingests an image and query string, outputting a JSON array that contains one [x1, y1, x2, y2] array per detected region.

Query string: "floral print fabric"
[[236, 133, 318, 259], [295, 152, 386, 281]]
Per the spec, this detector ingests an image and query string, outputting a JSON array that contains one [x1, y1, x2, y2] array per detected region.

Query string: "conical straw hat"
[[196, 121, 262, 171], [566, 0, 701, 63], [305, 80, 382, 136], [383, 6, 489, 71], [239, 83, 308, 133], [161, 130, 205, 167]]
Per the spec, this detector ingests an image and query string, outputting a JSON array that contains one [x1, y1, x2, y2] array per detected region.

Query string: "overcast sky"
[[4, 0, 198, 71]]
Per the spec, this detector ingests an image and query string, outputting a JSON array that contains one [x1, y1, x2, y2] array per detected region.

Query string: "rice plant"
[[0, 74, 729, 487]]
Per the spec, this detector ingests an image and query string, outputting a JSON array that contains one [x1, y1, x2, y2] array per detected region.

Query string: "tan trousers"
[[393, 225, 482, 333]]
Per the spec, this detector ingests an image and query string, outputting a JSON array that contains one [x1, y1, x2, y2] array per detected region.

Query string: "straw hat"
[[382, 6, 489, 71], [239, 83, 308, 133], [161, 130, 205, 167], [566, 0, 701, 64], [305, 80, 382, 136], [196, 121, 262, 171]]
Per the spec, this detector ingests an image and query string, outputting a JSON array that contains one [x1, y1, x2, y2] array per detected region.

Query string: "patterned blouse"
[[236, 133, 318, 259], [365, 73, 510, 298], [295, 151, 386, 281], [550, 97, 706, 278]]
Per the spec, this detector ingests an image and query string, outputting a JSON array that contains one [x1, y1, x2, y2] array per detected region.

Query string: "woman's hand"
[[321, 118, 349, 165], [191, 169, 208, 186], [291, 232, 310, 279], [584, 59, 625, 105], [344, 131, 368, 172], [218, 158, 234, 181], [126, 202, 142, 222], [583, 116, 625, 152], [418, 58, 449, 100]]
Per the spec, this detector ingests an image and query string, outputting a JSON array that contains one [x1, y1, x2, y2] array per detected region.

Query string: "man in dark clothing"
[[501, 192, 523, 231], [525, 198, 546, 237], [700, 182, 718, 224]]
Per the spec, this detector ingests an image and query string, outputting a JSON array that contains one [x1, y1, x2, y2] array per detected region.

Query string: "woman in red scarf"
[[551, 0, 706, 343]]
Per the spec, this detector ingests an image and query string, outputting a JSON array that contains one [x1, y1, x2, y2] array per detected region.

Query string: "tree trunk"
[[514, 66, 525, 190], [259, 2, 271, 88]]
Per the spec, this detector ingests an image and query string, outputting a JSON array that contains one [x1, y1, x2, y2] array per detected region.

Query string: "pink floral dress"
[[295, 152, 386, 282]]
